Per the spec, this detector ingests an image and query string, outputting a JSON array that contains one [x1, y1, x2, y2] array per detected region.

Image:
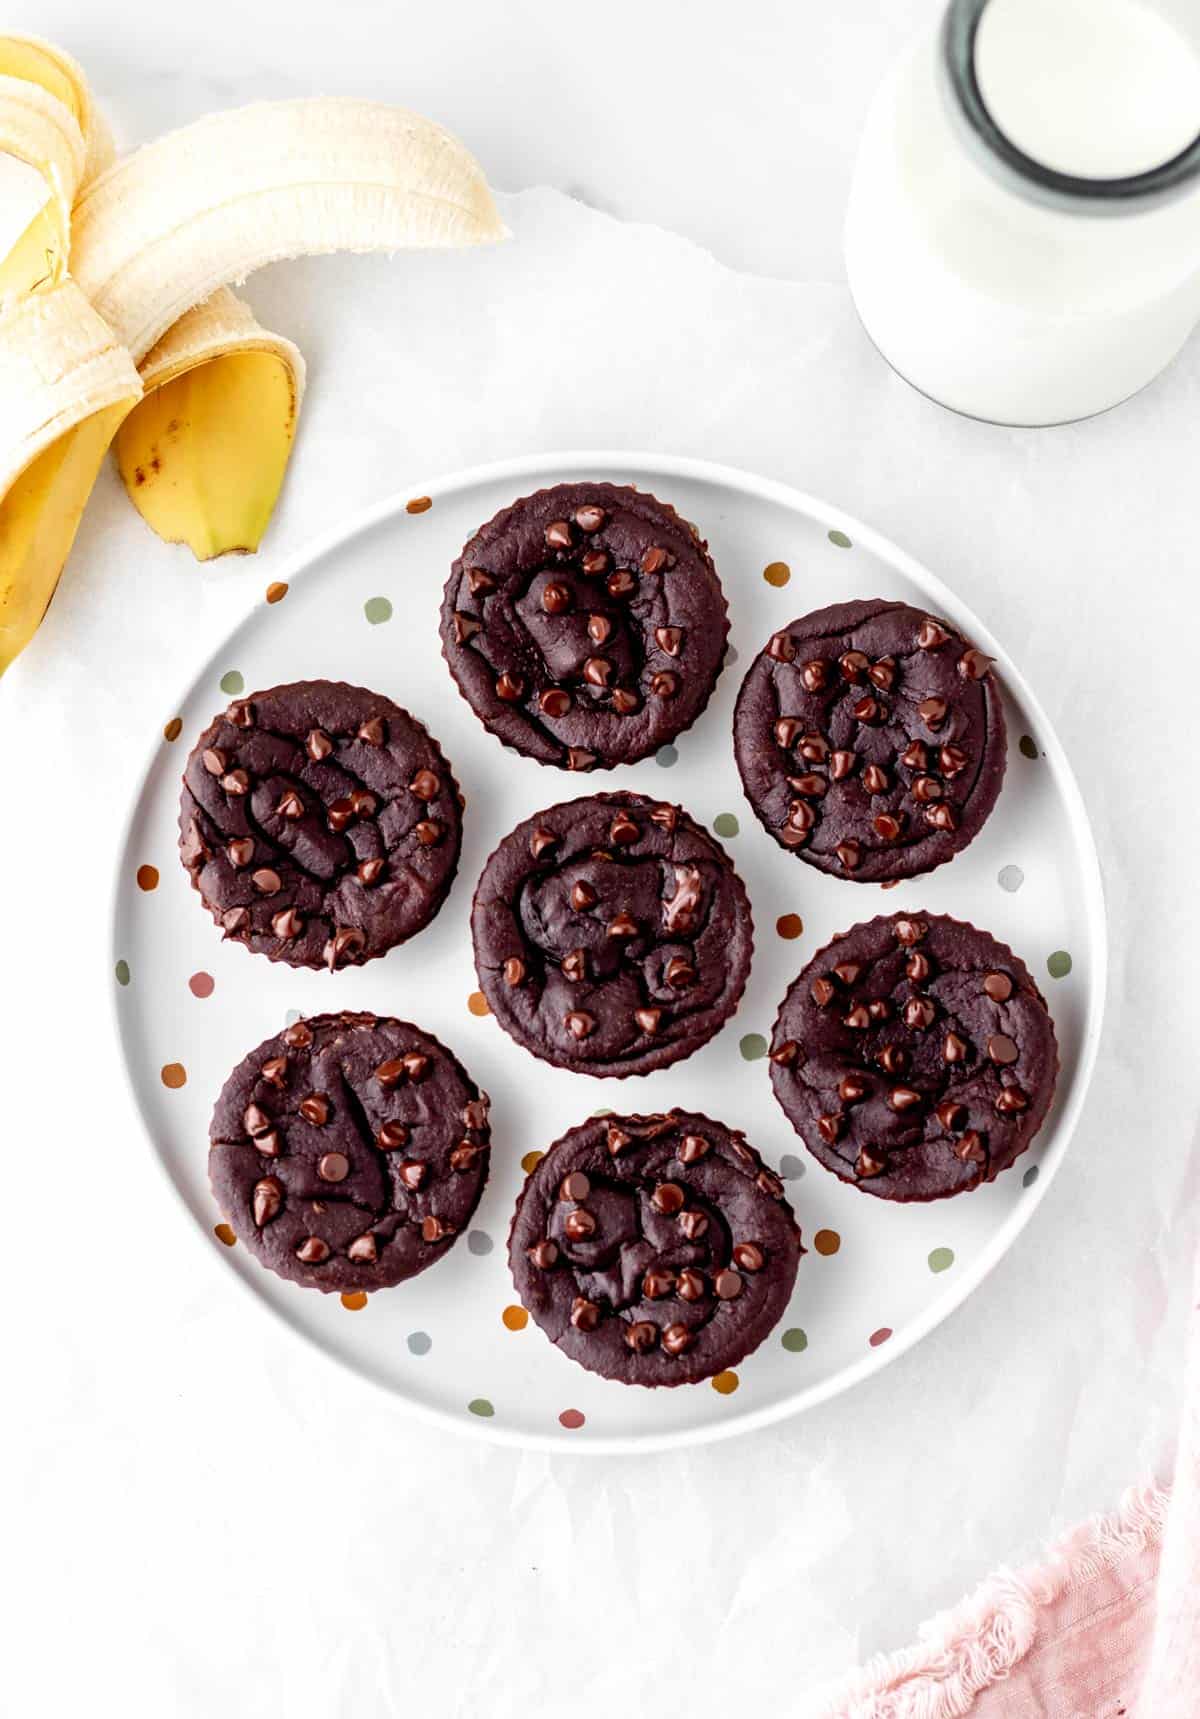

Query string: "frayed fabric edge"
[[809, 1482, 1170, 1719]]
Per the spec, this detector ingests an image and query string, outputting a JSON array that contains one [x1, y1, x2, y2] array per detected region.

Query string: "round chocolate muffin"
[[179, 681, 462, 971], [734, 598, 1007, 882], [209, 1012, 490, 1292], [509, 1109, 802, 1387], [439, 482, 728, 769], [471, 792, 753, 1078], [769, 913, 1058, 1201]]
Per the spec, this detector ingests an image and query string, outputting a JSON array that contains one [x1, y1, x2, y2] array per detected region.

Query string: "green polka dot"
[[828, 529, 852, 549], [1047, 950, 1072, 979], [468, 1397, 494, 1418], [928, 1247, 955, 1274], [781, 1328, 808, 1353], [1019, 735, 1039, 760], [591, 1107, 614, 1118], [219, 670, 244, 695], [1023, 1165, 1039, 1188], [739, 1033, 767, 1061], [114, 959, 130, 986], [364, 596, 393, 625], [713, 813, 739, 838]]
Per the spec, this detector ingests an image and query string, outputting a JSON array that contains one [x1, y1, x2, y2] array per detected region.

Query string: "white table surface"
[[5, 2, 1199, 1711]]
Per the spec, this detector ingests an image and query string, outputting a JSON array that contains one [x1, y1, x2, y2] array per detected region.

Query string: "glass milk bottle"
[[844, 0, 1200, 425]]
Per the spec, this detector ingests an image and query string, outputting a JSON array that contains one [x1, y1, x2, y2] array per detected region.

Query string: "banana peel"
[[0, 39, 506, 674]]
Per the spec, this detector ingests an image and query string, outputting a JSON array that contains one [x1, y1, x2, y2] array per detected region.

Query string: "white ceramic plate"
[[112, 452, 1105, 1454]]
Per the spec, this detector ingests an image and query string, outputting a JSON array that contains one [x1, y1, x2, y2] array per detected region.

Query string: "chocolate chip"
[[643, 1268, 675, 1300], [678, 1134, 710, 1163], [906, 952, 932, 982], [607, 569, 636, 598], [994, 1085, 1029, 1115], [651, 1182, 685, 1215], [529, 1239, 559, 1269], [564, 1207, 597, 1240], [655, 626, 683, 656], [545, 519, 573, 549], [664, 956, 695, 988], [403, 1053, 429, 1082], [678, 1209, 708, 1240], [202, 747, 227, 775], [227, 699, 255, 728], [624, 1320, 658, 1352], [587, 614, 612, 645], [421, 1215, 454, 1243], [939, 744, 969, 777], [357, 858, 385, 886], [253, 1177, 282, 1226], [839, 650, 869, 682], [462, 1098, 489, 1131], [650, 805, 678, 835], [852, 695, 884, 724], [449, 1142, 479, 1172], [348, 1234, 377, 1263], [836, 840, 862, 871], [530, 827, 557, 858], [296, 1236, 330, 1264], [650, 670, 678, 698], [877, 1044, 908, 1074], [855, 1147, 887, 1179], [542, 580, 572, 615], [862, 763, 889, 794], [774, 718, 800, 749], [988, 1033, 1019, 1065], [925, 803, 958, 832], [839, 1073, 868, 1103], [374, 1058, 406, 1089], [676, 1268, 705, 1301], [574, 504, 606, 532], [283, 1021, 313, 1048], [662, 1323, 692, 1356], [567, 748, 596, 770], [318, 1151, 350, 1182], [890, 1086, 923, 1112], [956, 1131, 987, 1163], [356, 717, 385, 747], [844, 1004, 871, 1030], [610, 811, 639, 845], [873, 813, 903, 840], [376, 1121, 409, 1150], [398, 1160, 427, 1189], [789, 772, 827, 798], [634, 1007, 663, 1034], [984, 972, 1014, 1002], [415, 819, 443, 846], [607, 1125, 632, 1156], [325, 926, 365, 969], [496, 671, 525, 703], [641, 545, 671, 575], [221, 769, 250, 795], [936, 1100, 967, 1133], [734, 1243, 765, 1272], [560, 1170, 591, 1203], [917, 618, 949, 649], [868, 657, 896, 691], [959, 648, 992, 680], [918, 696, 948, 730], [786, 800, 816, 833], [571, 1296, 601, 1331], [305, 727, 334, 762], [768, 631, 796, 663], [351, 788, 377, 817], [226, 837, 254, 869], [757, 1167, 785, 1198], [817, 1113, 844, 1143], [466, 567, 495, 595], [901, 740, 928, 771], [244, 1103, 273, 1139], [943, 1031, 968, 1063], [564, 1011, 594, 1040], [904, 996, 936, 1029], [261, 1056, 288, 1088], [300, 1093, 330, 1126], [539, 688, 572, 718], [911, 774, 943, 802], [453, 614, 481, 643], [826, 752, 856, 786], [582, 550, 609, 576], [800, 659, 828, 692], [583, 655, 613, 688], [255, 1130, 282, 1158], [327, 797, 355, 833], [894, 918, 927, 945], [811, 976, 836, 1007], [770, 1039, 800, 1066], [714, 1268, 743, 1300], [223, 906, 250, 937], [276, 789, 304, 821]]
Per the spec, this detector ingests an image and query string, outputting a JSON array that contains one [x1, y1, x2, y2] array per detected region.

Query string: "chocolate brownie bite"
[[472, 792, 753, 1077], [769, 913, 1058, 1201], [439, 483, 728, 769], [734, 599, 1007, 881], [509, 1109, 802, 1386], [209, 1012, 490, 1292], [179, 681, 462, 971]]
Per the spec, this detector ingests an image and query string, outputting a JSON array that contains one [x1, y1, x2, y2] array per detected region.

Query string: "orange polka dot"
[[521, 1150, 544, 1174], [161, 1062, 187, 1089], [213, 1223, 236, 1247], [163, 717, 182, 742], [406, 495, 433, 514], [341, 1291, 368, 1311], [265, 581, 288, 604], [502, 1305, 529, 1331], [188, 972, 214, 999], [813, 1229, 841, 1256], [467, 991, 490, 1017], [136, 864, 159, 891], [763, 561, 791, 588], [711, 1369, 739, 1394], [776, 913, 804, 940]]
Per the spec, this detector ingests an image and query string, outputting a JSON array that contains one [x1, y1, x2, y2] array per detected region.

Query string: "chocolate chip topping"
[[440, 482, 728, 769], [734, 600, 1007, 883], [179, 681, 462, 971], [508, 1108, 802, 1387], [209, 1011, 490, 1292], [769, 913, 1058, 1201], [472, 792, 752, 1078]]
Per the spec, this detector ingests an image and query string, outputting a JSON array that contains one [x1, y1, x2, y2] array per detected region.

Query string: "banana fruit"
[[0, 38, 505, 672]]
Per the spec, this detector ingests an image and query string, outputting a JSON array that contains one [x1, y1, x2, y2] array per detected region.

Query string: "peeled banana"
[[0, 36, 505, 673]]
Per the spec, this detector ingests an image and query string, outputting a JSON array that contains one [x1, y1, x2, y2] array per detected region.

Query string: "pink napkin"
[[815, 1259, 1200, 1716]]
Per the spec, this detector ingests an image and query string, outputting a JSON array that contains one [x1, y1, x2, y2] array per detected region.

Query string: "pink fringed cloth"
[[815, 1264, 1200, 1716]]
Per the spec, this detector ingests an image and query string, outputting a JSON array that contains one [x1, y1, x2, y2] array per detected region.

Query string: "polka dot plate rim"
[[109, 451, 1106, 1455]]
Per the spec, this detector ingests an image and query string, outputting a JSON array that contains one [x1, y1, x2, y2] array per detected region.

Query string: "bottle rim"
[[942, 0, 1200, 212]]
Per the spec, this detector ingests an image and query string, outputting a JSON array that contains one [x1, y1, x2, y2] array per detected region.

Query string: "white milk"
[[844, 0, 1200, 424]]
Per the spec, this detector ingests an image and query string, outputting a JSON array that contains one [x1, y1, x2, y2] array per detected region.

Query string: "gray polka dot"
[[998, 864, 1024, 893], [1022, 1165, 1039, 1189], [780, 1154, 806, 1180], [467, 1230, 493, 1256], [655, 745, 678, 768], [284, 1008, 303, 1025], [407, 1331, 432, 1356], [726, 645, 739, 665]]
